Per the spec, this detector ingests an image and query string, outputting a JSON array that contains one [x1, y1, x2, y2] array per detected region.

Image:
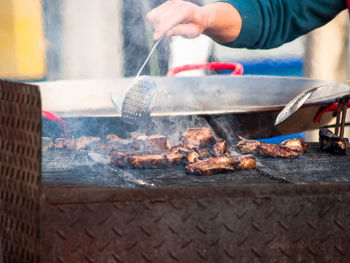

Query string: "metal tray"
[[38, 75, 349, 138]]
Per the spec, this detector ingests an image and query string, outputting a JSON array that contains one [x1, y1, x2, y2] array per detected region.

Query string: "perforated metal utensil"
[[112, 36, 163, 131], [121, 75, 157, 131]]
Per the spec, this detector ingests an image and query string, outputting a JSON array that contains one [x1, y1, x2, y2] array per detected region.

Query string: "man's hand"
[[146, 0, 242, 44], [146, 0, 206, 40]]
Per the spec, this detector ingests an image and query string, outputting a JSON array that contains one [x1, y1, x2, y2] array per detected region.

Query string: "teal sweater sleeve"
[[219, 0, 347, 49]]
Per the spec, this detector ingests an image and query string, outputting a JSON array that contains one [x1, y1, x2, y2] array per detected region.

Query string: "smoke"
[[43, 0, 125, 80]]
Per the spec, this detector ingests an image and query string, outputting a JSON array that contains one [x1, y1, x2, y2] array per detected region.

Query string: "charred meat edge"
[[179, 127, 215, 150], [185, 155, 256, 176], [213, 139, 229, 156], [110, 150, 183, 169], [319, 128, 350, 155], [53, 134, 171, 151]]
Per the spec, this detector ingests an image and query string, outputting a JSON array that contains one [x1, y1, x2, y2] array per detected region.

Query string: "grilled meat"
[[187, 151, 200, 163], [171, 145, 192, 155], [319, 128, 350, 155], [135, 135, 172, 151], [213, 139, 228, 156], [280, 137, 307, 152], [110, 150, 183, 169], [55, 138, 77, 150], [54, 134, 171, 152], [55, 137, 101, 150], [128, 151, 182, 169], [197, 148, 211, 159], [186, 148, 212, 163], [235, 154, 257, 170], [180, 127, 215, 150], [106, 134, 122, 141], [236, 136, 261, 154], [185, 155, 256, 176], [109, 150, 129, 166], [75, 136, 101, 150], [258, 143, 303, 158], [237, 136, 306, 158]]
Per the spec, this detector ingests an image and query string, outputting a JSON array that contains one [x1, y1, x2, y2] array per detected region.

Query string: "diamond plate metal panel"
[[0, 80, 41, 263]]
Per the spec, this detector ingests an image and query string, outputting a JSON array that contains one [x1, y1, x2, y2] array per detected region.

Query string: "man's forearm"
[[201, 2, 242, 44], [146, 0, 242, 43]]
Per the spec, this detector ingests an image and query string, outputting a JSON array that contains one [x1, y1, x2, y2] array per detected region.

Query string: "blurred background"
[[0, 0, 349, 139]]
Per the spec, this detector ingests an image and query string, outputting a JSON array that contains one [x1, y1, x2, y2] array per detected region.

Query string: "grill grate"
[[42, 143, 350, 188], [42, 150, 276, 188]]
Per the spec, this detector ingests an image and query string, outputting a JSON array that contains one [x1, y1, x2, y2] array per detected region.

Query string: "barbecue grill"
[[1, 77, 350, 263]]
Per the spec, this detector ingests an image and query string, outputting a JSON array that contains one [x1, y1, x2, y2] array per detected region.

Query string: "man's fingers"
[[167, 24, 203, 39], [147, 1, 181, 23], [146, 1, 172, 22], [147, 0, 199, 40]]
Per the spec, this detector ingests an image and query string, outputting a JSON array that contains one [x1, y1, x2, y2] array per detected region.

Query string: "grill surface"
[[42, 143, 350, 188]]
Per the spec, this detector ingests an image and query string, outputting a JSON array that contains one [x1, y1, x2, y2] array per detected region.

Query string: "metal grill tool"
[[274, 81, 350, 126], [112, 36, 163, 132], [121, 75, 157, 131]]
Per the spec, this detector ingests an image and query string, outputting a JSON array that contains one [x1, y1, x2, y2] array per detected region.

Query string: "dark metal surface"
[[42, 150, 277, 188], [40, 184, 350, 262], [42, 143, 350, 188], [256, 143, 350, 183]]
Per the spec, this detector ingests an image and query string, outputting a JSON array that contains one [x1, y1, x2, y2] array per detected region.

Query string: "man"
[[146, 0, 347, 49]]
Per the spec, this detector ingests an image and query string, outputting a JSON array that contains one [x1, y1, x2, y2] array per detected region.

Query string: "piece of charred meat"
[[185, 155, 256, 176], [319, 128, 350, 155], [213, 139, 229, 156], [258, 143, 303, 158], [235, 155, 257, 170], [106, 134, 122, 141], [187, 151, 200, 163], [173, 132, 229, 164], [280, 137, 307, 152], [236, 136, 306, 158], [186, 148, 212, 163], [180, 127, 215, 150], [197, 148, 211, 159], [109, 150, 129, 166], [55, 138, 77, 150], [106, 134, 172, 151], [54, 134, 172, 152], [75, 136, 101, 150], [236, 136, 261, 154], [135, 135, 172, 151], [110, 150, 183, 169], [171, 145, 192, 155], [54, 137, 101, 150]]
